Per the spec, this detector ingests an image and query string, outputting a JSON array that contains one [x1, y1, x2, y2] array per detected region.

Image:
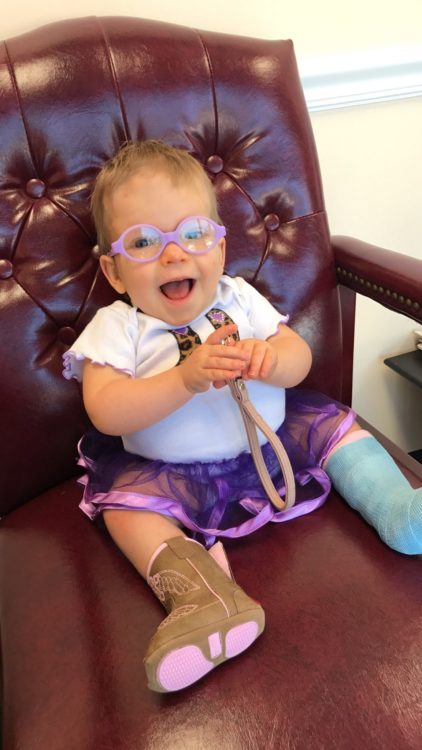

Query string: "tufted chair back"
[[0, 16, 340, 516]]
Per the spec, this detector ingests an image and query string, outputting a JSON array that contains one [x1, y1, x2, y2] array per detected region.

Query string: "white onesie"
[[63, 275, 288, 463]]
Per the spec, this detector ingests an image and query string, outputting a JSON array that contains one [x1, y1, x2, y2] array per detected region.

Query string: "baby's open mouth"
[[160, 279, 195, 300]]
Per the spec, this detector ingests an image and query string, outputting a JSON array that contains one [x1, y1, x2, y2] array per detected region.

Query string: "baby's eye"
[[126, 235, 158, 250], [134, 237, 153, 248], [184, 230, 205, 240]]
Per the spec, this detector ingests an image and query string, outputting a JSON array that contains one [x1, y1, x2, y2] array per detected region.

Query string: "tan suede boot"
[[144, 536, 265, 692]]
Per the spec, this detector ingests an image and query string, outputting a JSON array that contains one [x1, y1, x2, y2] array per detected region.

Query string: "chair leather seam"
[[2, 40, 40, 179], [96, 16, 130, 143], [195, 31, 219, 155]]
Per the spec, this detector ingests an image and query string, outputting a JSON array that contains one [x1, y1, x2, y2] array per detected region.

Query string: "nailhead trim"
[[336, 266, 420, 311]]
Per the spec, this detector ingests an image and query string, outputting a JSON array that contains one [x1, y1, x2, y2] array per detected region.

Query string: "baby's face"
[[100, 169, 225, 326]]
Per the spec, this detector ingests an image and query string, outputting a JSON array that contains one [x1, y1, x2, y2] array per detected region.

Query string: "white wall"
[[312, 99, 422, 452], [2, 1, 422, 451], [3, 1, 422, 57]]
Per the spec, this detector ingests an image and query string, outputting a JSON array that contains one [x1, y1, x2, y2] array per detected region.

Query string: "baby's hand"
[[235, 338, 278, 381], [179, 324, 249, 394]]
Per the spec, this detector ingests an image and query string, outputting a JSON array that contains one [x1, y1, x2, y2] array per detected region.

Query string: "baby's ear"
[[219, 237, 226, 271], [99, 254, 127, 294]]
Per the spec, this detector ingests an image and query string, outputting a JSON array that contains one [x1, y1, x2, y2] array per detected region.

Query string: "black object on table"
[[384, 349, 422, 389], [384, 349, 422, 463]]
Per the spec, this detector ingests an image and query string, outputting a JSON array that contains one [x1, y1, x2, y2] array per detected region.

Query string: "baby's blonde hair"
[[91, 140, 221, 253]]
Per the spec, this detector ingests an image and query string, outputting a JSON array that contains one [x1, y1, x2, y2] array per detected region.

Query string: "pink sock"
[[208, 541, 234, 580]]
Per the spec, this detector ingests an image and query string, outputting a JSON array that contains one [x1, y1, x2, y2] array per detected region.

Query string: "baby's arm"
[[82, 323, 249, 435], [235, 324, 312, 388]]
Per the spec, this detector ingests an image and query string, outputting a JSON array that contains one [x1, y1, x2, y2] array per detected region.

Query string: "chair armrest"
[[332, 235, 422, 324]]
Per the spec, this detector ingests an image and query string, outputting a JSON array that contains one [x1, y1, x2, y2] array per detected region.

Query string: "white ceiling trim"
[[299, 45, 422, 111]]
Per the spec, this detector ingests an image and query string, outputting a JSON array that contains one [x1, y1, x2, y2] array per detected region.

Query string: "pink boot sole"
[[156, 620, 260, 692]]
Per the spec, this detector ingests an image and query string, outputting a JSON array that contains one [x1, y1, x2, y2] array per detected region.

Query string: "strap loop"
[[222, 336, 296, 511], [226, 378, 295, 510]]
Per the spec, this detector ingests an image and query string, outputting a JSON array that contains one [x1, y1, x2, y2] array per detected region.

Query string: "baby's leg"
[[103, 509, 184, 579], [103, 509, 264, 693], [324, 424, 422, 554]]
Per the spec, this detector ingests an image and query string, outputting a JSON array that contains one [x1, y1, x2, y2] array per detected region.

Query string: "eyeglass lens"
[[123, 218, 217, 259]]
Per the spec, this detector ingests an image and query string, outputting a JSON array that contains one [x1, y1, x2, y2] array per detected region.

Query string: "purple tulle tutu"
[[77, 389, 356, 546]]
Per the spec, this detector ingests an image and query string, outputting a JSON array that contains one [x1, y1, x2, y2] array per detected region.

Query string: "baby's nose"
[[161, 241, 188, 263]]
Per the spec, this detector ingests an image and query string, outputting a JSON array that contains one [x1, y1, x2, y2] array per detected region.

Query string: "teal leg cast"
[[325, 436, 422, 555]]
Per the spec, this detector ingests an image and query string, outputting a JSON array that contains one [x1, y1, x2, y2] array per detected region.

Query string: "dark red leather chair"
[[1, 16, 421, 750]]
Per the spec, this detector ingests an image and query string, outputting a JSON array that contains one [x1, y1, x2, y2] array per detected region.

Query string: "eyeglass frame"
[[108, 215, 226, 263]]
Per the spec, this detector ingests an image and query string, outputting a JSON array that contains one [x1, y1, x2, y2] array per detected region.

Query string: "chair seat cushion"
[[1, 478, 421, 749]]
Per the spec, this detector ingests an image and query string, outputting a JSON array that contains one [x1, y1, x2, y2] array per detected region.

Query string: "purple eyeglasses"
[[109, 216, 226, 263]]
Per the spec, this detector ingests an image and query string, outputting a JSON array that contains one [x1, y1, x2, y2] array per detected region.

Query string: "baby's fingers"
[[209, 354, 247, 371], [248, 346, 276, 379], [259, 347, 277, 378], [205, 323, 238, 346], [211, 369, 243, 387], [245, 346, 266, 378]]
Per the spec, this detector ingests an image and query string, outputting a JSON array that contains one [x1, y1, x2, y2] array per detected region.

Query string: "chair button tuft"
[[0, 259, 13, 279], [58, 326, 77, 345], [264, 213, 280, 231], [26, 178, 47, 198], [206, 155, 224, 174]]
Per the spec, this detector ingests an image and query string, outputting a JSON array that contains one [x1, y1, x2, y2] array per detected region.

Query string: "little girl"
[[63, 140, 421, 694]]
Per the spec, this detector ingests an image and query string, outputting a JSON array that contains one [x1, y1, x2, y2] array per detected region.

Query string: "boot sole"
[[145, 609, 265, 692]]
